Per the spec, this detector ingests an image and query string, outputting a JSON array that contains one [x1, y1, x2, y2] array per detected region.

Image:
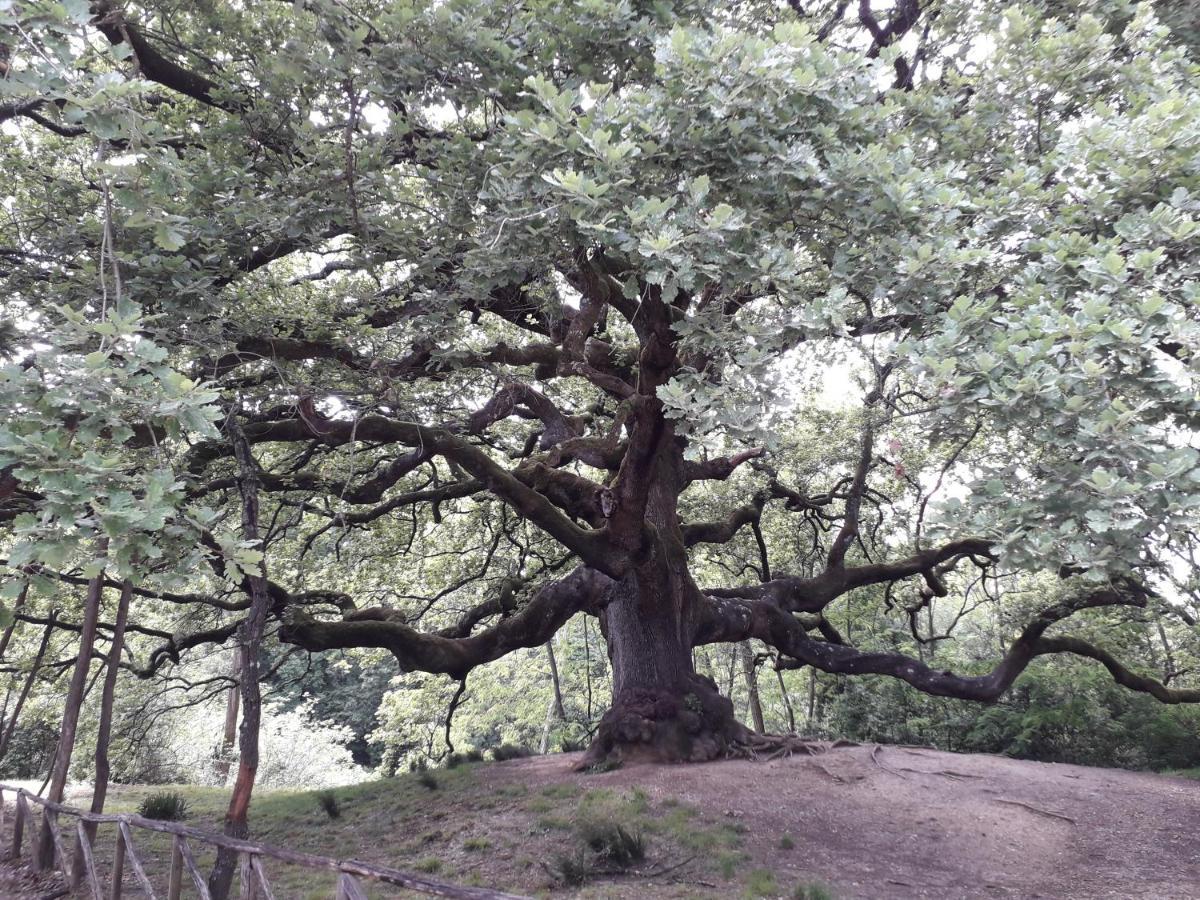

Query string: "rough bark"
[[73, 578, 131, 887], [579, 447, 747, 767], [209, 421, 272, 900], [581, 575, 744, 768], [39, 539, 107, 869]]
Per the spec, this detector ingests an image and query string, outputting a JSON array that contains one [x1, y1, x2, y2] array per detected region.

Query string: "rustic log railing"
[[0, 784, 526, 900]]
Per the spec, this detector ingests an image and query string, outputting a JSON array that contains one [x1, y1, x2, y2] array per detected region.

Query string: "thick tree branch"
[[279, 566, 611, 679]]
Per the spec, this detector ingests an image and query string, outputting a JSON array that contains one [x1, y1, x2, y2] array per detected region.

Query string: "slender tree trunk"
[[215, 647, 241, 783], [1157, 622, 1177, 683], [39, 539, 108, 868], [209, 422, 272, 900], [0, 614, 56, 763], [739, 642, 765, 734], [806, 670, 817, 730], [775, 668, 796, 734], [538, 640, 566, 754], [71, 579, 131, 886]]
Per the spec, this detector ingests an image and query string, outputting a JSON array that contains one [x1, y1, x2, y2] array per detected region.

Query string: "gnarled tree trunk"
[[580, 451, 746, 767]]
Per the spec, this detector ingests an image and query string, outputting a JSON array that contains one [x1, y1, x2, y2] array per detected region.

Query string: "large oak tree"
[[2, 0, 1199, 769]]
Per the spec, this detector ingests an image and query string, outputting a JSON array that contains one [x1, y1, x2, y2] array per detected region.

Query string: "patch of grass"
[[793, 882, 834, 900], [627, 787, 650, 814], [137, 791, 189, 821], [577, 819, 645, 867], [540, 782, 581, 799], [718, 852, 742, 879], [745, 869, 779, 897], [536, 814, 573, 831], [779, 833, 795, 850], [1165, 767, 1200, 780], [463, 837, 492, 852], [416, 770, 440, 791], [413, 857, 443, 874], [315, 789, 340, 820]]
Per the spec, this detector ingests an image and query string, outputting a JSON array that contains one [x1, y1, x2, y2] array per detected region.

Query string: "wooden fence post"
[[176, 835, 213, 900], [74, 819, 103, 900], [43, 809, 69, 872], [239, 851, 257, 900], [110, 822, 126, 900], [336, 873, 369, 900], [117, 821, 158, 900], [167, 835, 184, 900], [249, 855, 276, 900], [9, 790, 22, 858]]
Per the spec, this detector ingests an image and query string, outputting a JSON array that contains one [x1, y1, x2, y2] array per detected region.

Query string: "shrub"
[[491, 743, 533, 762], [547, 849, 592, 886], [780, 834, 795, 850], [316, 789, 341, 819], [465, 748, 485, 763], [577, 820, 645, 867], [417, 770, 439, 790], [137, 791, 189, 821]]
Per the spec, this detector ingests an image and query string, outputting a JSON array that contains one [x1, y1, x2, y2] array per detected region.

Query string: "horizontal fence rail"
[[0, 783, 526, 900]]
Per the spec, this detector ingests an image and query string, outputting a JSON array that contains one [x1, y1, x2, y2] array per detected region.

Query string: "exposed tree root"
[[993, 798, 1077, 824], [870, 743, 908, 779], [728, 732, 859, 761]]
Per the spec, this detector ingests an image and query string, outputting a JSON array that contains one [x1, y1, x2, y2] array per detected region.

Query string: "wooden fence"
[[0, 784, 526, 900]]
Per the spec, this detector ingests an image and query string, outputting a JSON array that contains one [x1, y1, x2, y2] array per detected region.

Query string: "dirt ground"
[[476, 744, 1200, 899], [0, 744, 1196, 899]]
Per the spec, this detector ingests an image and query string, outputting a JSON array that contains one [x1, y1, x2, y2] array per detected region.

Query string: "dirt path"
[[482, 745, 1200, 899]]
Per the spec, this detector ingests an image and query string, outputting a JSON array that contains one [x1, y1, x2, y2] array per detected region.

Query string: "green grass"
[[745, 868, 779, 897], [46, 767, 831, 897], [793, 881, 835, 900], [1164, 767, 1200, 780]]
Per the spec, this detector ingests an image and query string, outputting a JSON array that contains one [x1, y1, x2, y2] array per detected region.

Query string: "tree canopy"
[[1, 0, 1199, 768]]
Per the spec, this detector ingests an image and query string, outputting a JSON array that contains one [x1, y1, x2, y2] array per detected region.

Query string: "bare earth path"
[[479, 745, 1200, 899], [0, 745, 1196, 898]]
